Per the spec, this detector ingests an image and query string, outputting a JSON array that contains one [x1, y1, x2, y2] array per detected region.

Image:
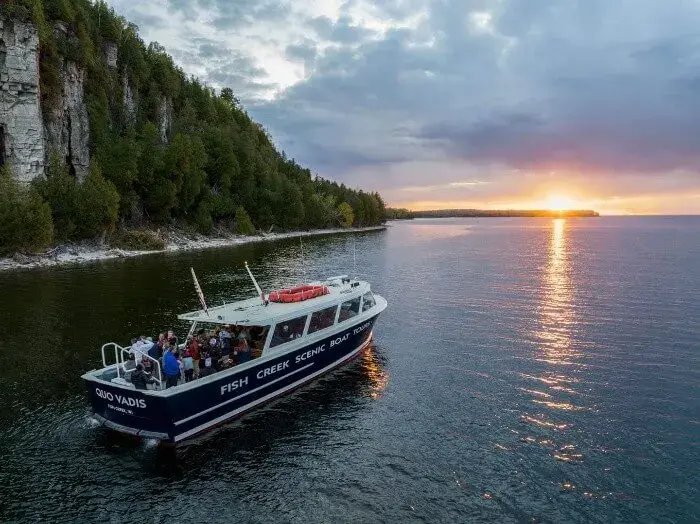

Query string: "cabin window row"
[[269, 291, 376, 348]]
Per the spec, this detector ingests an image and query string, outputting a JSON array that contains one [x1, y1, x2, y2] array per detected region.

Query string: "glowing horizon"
[[389, 190, 700, 215]]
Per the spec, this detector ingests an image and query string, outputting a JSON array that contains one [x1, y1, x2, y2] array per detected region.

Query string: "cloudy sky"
[[107, 0, 700, 214]]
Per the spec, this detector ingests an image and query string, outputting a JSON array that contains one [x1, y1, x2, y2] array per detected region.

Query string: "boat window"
[[308, 305, 337, 334], [270, 315, 308, 347], [338, 297, 361, 322], [361, 292, 376, 312]]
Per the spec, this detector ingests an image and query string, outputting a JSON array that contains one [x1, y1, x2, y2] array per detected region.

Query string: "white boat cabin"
[[178, 275, 379, 354]]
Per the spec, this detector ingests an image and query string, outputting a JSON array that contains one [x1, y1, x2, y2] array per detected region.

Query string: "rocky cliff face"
[[0, 18, 45, 182], [123, 74, 136, 126], [43, 58, 90, 181], [1, 18, 173, 183], [158, 95, 172, 142]]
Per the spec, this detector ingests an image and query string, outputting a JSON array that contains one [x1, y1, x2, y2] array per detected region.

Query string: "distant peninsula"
[[386, 208, 600, 219]]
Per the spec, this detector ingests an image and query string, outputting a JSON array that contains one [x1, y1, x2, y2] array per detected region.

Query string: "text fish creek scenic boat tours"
[[82, 264, 387, 443]]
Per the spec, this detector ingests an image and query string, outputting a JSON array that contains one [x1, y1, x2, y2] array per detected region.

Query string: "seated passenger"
[[271, 325, 293, 346], [198, 358, 214, 378], [220, 326, 232, 352], [235, 334, 251, 363], [130, 364, 156, 390]]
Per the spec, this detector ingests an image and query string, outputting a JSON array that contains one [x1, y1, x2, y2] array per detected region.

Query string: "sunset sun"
[[546, 194, 577, 211]]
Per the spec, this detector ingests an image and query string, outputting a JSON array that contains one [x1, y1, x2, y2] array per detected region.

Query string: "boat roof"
[[177, 276, 371, 326]]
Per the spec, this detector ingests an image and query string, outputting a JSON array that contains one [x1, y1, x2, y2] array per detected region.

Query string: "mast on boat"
[[190, 267, 209, 316], [245, 261, 266, 305]]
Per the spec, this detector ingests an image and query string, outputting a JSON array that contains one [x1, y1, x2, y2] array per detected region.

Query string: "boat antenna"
[[190, 267, 209, 316], [299, 235, 307, 283], [245, 261, 265, 305]]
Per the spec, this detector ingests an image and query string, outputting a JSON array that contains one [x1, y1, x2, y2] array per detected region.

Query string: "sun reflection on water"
[[360, 345, 389, 400], [519, 219, 588, 461], [537, 219, 578, 363]]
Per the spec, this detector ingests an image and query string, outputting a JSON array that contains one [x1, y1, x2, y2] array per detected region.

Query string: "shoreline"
[[0, 226, 387, 272]]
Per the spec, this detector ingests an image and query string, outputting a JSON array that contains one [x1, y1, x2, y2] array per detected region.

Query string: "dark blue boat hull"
[[85, 315, 378, 442]]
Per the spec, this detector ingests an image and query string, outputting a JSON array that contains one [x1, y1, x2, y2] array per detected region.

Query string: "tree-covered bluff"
[[0, 0, 386, 255]]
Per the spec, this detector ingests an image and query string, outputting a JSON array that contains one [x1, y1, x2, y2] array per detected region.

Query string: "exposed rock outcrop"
[[103, 40, 117, 69], [43, 60, 90, 181], [158, 95, 172, 142], [123, 74, 136, 125], [0, 18, 45, 182]]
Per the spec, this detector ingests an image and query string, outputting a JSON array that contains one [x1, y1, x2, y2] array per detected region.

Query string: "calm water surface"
[[0, 218, 698, 523]]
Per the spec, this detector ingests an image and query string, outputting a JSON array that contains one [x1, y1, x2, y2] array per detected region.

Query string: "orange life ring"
[[268, 285, 329, 303]]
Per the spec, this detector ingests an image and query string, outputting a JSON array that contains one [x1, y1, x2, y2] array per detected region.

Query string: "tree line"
[[0, 0, 386, 255], [385, 208, 599, 219]]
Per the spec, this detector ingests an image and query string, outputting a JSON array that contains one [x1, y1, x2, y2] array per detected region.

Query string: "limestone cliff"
[[0, 18, 45, 182], [43, 58, 90, 181], [0, 18, 169, 183]]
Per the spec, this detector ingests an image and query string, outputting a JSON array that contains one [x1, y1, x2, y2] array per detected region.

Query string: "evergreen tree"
[[0, 166, 54, 254], [337, 202, 354, 228], [234, 206, 256, 235]]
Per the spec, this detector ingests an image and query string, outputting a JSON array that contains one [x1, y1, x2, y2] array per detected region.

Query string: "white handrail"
[[101, 342, 165, 390], [120, 347, 165, 390]]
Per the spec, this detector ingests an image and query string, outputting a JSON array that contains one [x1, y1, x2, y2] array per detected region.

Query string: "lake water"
[[0, 217, 698, 523]]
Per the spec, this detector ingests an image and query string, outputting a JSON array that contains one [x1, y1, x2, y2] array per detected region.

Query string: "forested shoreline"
[[386, 208, 599, 219], [0, 0, 386, 255]]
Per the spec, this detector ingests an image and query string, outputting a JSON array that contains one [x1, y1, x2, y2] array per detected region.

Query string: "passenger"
[[182, 346, 195, 383], [130, 336, 150, 357], [148, 338, 161, 360], [238, 327, 251, 345], [220, 326, 232, 353], [236, 332, 251, 364], [198, 358, 214, 378], [163, 346, 180, 388], [186, 336, 200, 378], [209, 342, 222, 371], [124, 353, 137, 372], [130, 364, 156, 390]]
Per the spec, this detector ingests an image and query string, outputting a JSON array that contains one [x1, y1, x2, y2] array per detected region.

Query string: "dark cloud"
[[110, 0, 700, 199], [249, 0, 700, 186]]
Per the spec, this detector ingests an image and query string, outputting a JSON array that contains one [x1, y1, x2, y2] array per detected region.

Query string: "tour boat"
[[81, 265, 387, 443]]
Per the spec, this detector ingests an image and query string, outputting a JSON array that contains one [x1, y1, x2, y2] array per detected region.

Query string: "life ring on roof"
[[268, 285, 330, 303]]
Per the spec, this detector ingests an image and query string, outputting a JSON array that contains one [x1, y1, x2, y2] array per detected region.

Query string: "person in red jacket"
[[186, 335, 201, 379]]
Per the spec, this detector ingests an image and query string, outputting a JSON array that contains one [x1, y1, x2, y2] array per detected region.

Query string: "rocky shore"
[[0, 226, 387, 272]]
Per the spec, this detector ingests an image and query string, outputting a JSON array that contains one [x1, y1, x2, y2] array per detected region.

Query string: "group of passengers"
[[126, 326, 265, 389]]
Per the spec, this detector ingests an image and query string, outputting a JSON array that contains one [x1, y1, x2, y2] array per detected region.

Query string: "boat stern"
[[82, 372, 173, 440]]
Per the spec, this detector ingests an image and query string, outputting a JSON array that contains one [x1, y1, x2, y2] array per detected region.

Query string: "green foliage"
[[73, 163, 120, 238], [194, 200, 213, 234], [233, 206, 255, 235], [34, 153, 78, 242], [109, 229, 165, 251], [337, 202, 354, 228], [34, 154, 119, 242], [385, 207, 413, 219], [0, 166, 54, 255], [3, 0, 387, 252]]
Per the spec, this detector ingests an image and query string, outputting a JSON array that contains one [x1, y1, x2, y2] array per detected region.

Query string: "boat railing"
[[100, 342, 165, 391]]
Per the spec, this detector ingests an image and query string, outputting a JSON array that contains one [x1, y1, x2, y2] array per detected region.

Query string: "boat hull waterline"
[[85, 314, 380, 442]]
